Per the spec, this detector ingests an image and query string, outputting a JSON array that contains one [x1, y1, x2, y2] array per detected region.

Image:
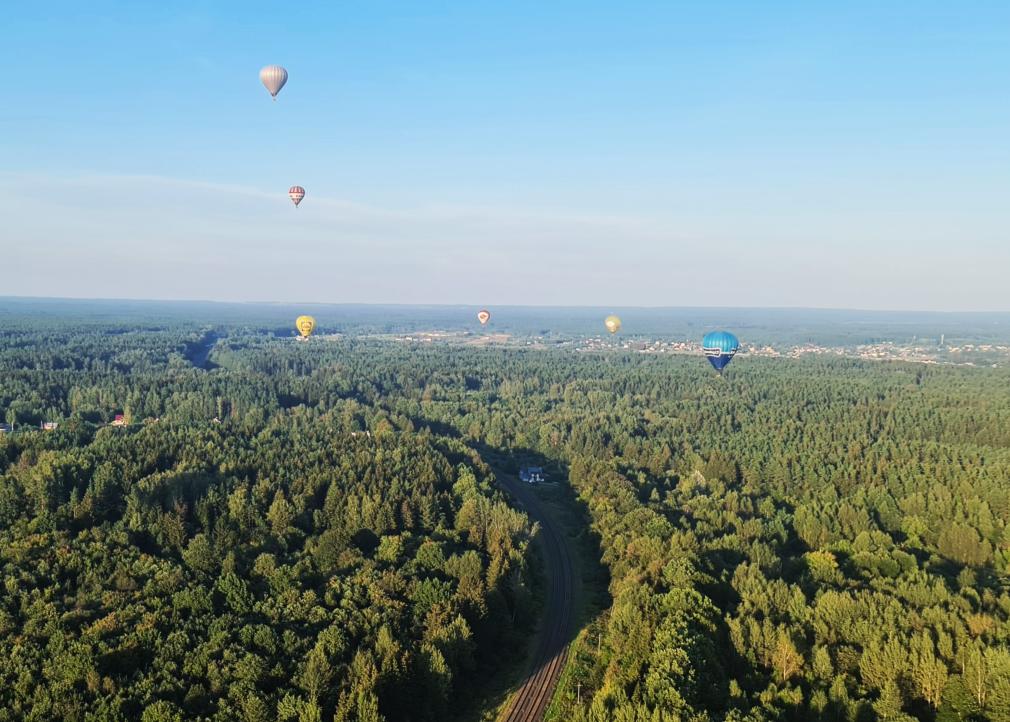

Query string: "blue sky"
[[3, 1, 1010, 309]]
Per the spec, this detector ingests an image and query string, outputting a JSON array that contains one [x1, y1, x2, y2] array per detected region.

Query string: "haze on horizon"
[[4, 1, 1010, 312]]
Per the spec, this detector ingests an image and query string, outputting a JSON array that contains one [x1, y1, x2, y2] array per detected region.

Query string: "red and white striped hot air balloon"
[[477, 309, 491, 325], [288, 186, 305, 208], [260, 65, 288, 100]]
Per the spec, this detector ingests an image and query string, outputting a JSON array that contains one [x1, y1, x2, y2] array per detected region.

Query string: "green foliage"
[[4, 316, 1010, 720], [0, 328, 536, 720]]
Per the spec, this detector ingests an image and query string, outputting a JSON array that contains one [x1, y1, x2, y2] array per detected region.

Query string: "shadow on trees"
[[478, 443, 612, 677]]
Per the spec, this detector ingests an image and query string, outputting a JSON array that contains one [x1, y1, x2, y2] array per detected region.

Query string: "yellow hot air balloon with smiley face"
[[604, 315, 621, 335], [295, 315, 316, 339]]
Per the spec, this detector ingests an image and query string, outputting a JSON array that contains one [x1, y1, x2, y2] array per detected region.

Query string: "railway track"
[[497, 473, 575, 722]]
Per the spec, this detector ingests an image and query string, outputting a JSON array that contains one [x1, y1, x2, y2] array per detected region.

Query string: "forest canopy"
[[2, 309, 1010, 721]]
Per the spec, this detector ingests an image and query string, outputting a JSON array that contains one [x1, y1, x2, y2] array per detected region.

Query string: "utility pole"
[[577, 682, 581, 705]]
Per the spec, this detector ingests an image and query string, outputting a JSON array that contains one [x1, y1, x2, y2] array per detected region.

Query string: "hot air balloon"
[[477, 309, 491, 325], [702, 330, 739, 373], [289, 186, 305, 207], [260, 65, 288, 100], [295, 315, 316, 339], [604, 315, 621, 335]]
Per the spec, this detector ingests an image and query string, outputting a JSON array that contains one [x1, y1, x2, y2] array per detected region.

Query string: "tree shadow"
[[476, 444, 611, 720], [182, 331, 220, 370], [399, 415, 611, 720]]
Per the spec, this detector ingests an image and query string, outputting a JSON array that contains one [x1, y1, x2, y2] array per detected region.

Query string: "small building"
[[519, 466, 546, 484], [41, 422, 58, 431], [111, 414, 127, 427], [0, 423, 11, 434]]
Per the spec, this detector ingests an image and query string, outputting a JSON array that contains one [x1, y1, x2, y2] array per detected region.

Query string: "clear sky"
[[3, 1, 1009, 310]]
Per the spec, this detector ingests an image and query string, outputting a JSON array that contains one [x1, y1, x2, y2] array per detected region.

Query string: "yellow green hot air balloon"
[[295, 315, 316, 339], [604, 315, 621, 334]]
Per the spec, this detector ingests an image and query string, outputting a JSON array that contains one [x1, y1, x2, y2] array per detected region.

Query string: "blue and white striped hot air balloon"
[[702, 330, 740, 373]]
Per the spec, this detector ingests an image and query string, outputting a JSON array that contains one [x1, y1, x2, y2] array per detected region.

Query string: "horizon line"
[[3, 294, 1010, 316]]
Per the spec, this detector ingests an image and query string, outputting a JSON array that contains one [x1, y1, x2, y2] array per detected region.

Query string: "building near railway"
[[519, 466, 546, 484]]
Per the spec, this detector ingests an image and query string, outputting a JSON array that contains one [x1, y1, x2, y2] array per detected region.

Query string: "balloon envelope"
[[604, 315, 621, 334], [260, 65, 288, 98], [702, 330, 740, 372], [477, 309, 491, 325], [289, 186, 305, 207], [295, 315, 316, 338]]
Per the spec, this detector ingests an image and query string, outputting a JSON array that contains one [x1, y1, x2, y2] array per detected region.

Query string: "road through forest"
[[496, 473, 576, 722]]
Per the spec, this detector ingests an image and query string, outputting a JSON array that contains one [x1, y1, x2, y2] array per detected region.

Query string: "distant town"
[[380, 331, 1010, 367]]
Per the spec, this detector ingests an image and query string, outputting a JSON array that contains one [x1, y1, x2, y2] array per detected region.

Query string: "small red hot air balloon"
[[289, 186, 305, 208], [477, 309, 491, 325]]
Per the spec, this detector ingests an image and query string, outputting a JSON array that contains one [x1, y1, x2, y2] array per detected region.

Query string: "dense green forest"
[[3, 311, 1010, 720], [0, 326, 537, 721]]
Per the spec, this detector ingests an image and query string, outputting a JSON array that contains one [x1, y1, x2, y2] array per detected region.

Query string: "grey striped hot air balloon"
[[260, 65, 288, 100]]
